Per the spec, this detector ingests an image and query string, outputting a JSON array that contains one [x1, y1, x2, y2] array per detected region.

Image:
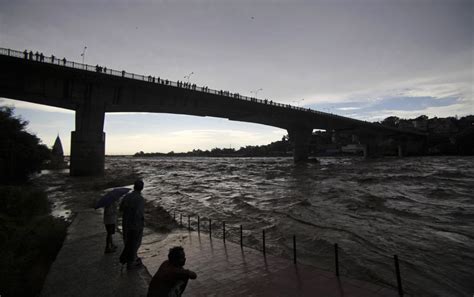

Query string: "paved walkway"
[[40, 209, 151, 297], [42, 209, 402, 297]]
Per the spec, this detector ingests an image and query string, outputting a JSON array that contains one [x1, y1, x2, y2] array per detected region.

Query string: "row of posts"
[[175, 212, 404, 296], [2, 47, 337, 116]]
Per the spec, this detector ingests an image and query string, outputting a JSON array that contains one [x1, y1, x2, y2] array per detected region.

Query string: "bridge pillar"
[[397, 143, 405, 157], [405, 138, 428, 156], [361, 137, 379, 158], [70, 96, 106, 176], [331, 130, 338, 144], [288, 126, 313, 163]]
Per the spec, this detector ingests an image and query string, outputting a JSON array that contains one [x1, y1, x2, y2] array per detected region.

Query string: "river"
[[105, 156, 473, 296]]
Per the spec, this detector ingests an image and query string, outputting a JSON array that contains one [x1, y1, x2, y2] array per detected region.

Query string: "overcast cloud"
[[0, 0, 472, 154]]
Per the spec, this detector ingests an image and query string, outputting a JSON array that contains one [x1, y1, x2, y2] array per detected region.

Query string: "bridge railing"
[[0, 47, 363, 122]]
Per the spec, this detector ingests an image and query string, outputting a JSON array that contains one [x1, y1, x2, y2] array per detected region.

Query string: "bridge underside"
[[0, 54, 426, 176]]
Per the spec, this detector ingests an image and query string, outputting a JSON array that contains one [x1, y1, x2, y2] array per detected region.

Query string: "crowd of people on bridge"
[[19, 48, 320, 115], [23, 49, 67, 65], [176, 81, 197, 90]]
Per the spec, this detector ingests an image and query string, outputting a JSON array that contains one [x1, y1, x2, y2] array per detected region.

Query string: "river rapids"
[[105, 156, 473, 296]]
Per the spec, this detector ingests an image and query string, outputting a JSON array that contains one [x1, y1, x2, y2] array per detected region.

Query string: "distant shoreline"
[[100, 153, 474, 158]]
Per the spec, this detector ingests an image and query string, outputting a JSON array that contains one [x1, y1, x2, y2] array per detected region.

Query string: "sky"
[[0, 0, 472, 155]]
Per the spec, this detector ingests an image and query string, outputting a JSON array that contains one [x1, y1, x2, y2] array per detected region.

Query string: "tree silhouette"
[[0, 106, 50, 183]]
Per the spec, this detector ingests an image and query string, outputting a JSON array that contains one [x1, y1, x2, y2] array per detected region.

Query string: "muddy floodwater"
[[54, 156, 474, 296]]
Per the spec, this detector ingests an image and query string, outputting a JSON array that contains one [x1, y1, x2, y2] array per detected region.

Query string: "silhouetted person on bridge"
[[29, 51, 33, 60], [23, 50, 27, 59], [51, 55, 55, 63], [62, 57, 66, 65], [119, 180, 145, 270], [39, 53, 44, 62], [122, 70, 125, 77], [147, 246, 197, 297]]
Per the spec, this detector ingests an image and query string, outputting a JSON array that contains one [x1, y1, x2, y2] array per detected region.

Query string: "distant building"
[[52, 135, 64, 156], [50, 135, 68, 169], [341, 144, 363, 154]]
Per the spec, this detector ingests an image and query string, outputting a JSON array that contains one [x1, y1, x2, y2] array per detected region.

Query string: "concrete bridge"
[[0, 47, 425, 176]]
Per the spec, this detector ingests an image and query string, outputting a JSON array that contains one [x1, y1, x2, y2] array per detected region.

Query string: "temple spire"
[[52, 135, 64, 157]]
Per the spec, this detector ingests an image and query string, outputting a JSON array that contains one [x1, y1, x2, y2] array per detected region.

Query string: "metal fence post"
[[240, 225, 243, 249], [197, 215, 200, 234], [293, 235, 297, 264], [223, 221, 226, 242], [335, 243, 340, 277], [262, 229, 266, 256], [394, 255, 404, 296], [209, 218, 212, 237]]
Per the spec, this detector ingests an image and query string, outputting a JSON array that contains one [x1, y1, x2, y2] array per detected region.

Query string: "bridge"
[[0, 47, 425, 176]]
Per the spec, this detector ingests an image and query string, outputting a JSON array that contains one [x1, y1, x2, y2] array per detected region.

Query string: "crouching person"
[[147, 246, 197, 297]]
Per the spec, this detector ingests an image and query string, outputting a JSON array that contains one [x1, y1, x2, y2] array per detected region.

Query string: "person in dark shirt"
[[147, 246, 197, 297], [119, 180, 145, 270], [103, 199, 118, 254]]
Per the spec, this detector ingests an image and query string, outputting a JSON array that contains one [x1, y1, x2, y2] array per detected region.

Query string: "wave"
[[137, 156, 473, 297]]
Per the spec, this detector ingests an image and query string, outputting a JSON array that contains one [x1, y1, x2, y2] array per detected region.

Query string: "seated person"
[[147, 246, 197, 297]]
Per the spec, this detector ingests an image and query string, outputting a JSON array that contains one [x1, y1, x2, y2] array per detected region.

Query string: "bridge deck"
[[1, 46, 426, 137]]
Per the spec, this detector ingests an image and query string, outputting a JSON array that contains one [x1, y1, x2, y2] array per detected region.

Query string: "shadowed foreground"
[[41, 208, 402, 297], [40, 210, 150, 297]]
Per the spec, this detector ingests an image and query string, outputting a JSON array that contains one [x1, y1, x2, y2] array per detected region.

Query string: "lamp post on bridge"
[[80, 46, 87, 64], [184, 72, 194, 83], [250, 88, 263, 98]]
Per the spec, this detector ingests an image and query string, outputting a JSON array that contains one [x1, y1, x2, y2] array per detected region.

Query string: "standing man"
[[120, 179, 145, 270]]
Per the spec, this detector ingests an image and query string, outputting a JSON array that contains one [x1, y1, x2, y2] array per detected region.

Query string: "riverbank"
[[0, 185, 67, 297], [36, 167, 178, 233], [40, 190, 403, 297], [40, 209, 152, 297], [36, 164, 405, 296], [101, 155, 474, 296]]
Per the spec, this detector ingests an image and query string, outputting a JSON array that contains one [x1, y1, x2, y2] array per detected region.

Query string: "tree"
[[0, 106, 50, 183], [415, 115, 428, 121], [381, 116, 400, 127]]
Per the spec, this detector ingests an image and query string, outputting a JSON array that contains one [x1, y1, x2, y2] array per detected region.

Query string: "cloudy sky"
[[0, 0, 472, 154]]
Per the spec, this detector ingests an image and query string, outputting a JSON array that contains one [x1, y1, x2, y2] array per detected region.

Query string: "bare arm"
[[187, 270, 197, 279], [171, 267, 197, 280]]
